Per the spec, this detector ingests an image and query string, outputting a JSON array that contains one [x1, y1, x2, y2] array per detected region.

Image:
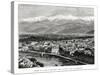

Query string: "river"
[[19, 51, 84, 67]]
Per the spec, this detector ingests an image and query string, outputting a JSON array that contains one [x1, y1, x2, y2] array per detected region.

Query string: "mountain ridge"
[[19, 16, 94, 34]]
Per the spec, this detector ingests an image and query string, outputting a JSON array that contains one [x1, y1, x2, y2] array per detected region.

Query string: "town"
[[19, 38, 94, 56], [19, 37, 94, 68]]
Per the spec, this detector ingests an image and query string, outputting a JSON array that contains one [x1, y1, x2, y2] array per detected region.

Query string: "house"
[[31, 41, 38, 46], [19, 46, 29, 51], [51, 45, 59, 54]]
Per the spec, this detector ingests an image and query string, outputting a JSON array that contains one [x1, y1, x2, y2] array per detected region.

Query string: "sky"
[[18, 4, 94, 22], [18, 4, 94, 34]]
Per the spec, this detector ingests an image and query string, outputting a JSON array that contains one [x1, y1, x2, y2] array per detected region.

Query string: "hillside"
[[19, 18, 94, 34]]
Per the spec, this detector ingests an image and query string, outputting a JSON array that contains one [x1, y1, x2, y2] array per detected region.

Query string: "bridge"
[[19, 50, 88, 65]]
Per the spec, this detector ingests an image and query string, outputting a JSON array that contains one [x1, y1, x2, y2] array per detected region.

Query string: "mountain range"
[[19, 15, 94, 35]]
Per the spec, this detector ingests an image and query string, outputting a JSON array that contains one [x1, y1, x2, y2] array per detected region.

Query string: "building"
[[51, 45, 59, 54]]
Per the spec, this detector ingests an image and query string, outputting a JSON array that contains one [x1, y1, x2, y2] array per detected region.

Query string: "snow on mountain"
[[19, 15, 94, 34], [20, 15, 94, 23]]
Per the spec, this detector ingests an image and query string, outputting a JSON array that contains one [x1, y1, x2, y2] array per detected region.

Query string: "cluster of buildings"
[[19, 38, 94, 56], [19, 56, 44, 68], [59, 38, 94, 56]]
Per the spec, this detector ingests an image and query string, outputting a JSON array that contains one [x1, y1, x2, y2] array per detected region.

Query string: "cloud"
[[20, 15, 94, 23]]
